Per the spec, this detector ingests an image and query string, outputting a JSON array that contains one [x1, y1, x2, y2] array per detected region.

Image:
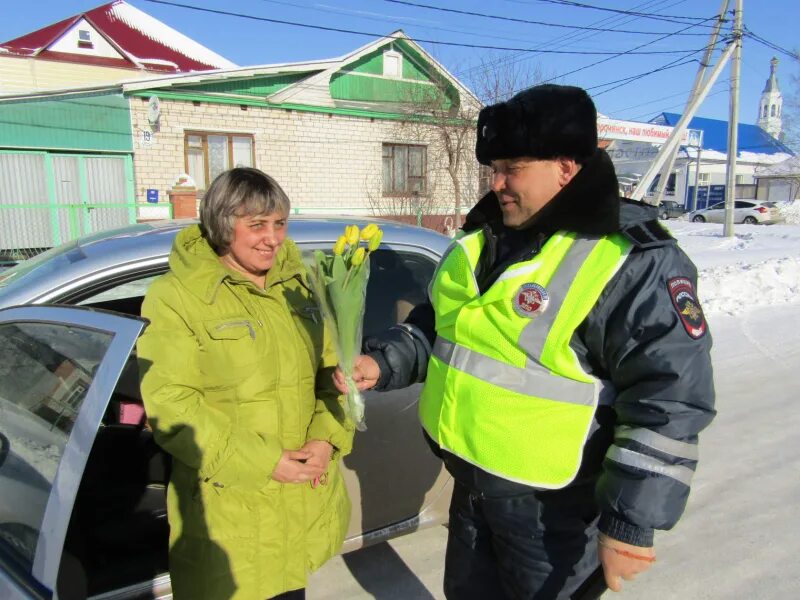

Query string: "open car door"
[[0, 306, 145, 600]]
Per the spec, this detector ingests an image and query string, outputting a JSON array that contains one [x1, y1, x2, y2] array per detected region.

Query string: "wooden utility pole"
[[724, 0, 744, 237]]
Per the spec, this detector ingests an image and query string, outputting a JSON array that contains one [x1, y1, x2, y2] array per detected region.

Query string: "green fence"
[[0, 202, 173, 261]]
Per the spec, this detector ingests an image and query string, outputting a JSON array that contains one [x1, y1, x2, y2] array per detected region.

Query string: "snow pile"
[[779, 201, 800, 224], [670, 221, 800, 316], [698, 255, 800, 315]]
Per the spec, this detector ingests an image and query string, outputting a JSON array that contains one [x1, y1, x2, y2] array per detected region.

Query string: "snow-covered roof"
[[653, 112, 794, 158], [754, 156, 800, 177], [0, 0, 235, 73]]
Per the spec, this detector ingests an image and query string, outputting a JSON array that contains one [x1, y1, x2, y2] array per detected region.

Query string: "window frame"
[[382, 143, 428, 197], [184, 131, 255, 191]]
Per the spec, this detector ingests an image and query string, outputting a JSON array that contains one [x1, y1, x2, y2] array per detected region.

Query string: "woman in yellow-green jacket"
[[138, 168, 354, 600]]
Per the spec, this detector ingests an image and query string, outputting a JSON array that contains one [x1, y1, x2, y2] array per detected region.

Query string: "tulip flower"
[[351, 247, 366, 266], [367, 229, 383, 252], [303, 223, 383, 432], [344, 225, 360, 246], [360, 223, 379, 241], [333, 235, 347, 256]]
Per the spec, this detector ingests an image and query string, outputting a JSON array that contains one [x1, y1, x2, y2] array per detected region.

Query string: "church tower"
[[757, 57, 783, 139]]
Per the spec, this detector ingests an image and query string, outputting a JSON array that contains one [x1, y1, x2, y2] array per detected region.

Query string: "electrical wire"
[[382, 0, 709, 35], [499, 0, 718, 26], [139, 0, 710, 55], [452, 0, 672, 79], [743, 29, 799, 61]]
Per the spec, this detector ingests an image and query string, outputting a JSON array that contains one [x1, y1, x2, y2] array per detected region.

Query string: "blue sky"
[[2, 0, 797, 125]]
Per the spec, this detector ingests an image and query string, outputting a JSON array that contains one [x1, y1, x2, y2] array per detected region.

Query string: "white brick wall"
[[130, 97, 478, 216]]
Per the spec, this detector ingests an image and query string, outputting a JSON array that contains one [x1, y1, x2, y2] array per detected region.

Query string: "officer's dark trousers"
[[443, 462, 605, 600]]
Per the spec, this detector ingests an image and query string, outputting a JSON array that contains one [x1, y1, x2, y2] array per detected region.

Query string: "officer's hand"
[[333, 355, 380, 393], [598, 533, 656, 592]]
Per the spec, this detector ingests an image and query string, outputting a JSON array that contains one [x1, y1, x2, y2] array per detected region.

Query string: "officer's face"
[[490, 157, 580, 229]]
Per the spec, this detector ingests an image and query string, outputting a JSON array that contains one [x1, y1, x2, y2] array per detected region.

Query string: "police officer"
[[337, 84, 715, 599]]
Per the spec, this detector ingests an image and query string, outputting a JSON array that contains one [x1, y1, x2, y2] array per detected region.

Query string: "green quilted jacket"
[[138, 225, 354, 599]]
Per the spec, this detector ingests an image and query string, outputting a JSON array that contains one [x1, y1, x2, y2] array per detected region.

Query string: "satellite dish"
[[147, 95, 161, 126]]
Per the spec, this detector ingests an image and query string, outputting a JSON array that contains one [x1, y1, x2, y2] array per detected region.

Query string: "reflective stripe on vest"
[[420, 229, 633, 489]]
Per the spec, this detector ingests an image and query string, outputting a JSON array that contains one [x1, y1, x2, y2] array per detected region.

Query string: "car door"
[[734, 200, 755, 223], [0, 306, 145, 600], [705, 202, 726, 223], [297, 242, 452, 544]]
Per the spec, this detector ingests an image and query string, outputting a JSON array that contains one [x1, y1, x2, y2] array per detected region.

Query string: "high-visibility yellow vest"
[[420, 229, 633, 489]]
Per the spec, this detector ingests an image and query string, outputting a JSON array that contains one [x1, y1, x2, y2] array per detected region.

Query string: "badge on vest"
[[513, 282, 549, 318]]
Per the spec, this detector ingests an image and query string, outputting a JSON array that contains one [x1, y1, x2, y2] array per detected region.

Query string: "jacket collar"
[[463, 148, 621, 238], [168, 224, 306, 304]]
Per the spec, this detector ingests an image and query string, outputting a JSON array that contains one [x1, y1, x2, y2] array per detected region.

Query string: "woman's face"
[[220, 212, 288, 282]]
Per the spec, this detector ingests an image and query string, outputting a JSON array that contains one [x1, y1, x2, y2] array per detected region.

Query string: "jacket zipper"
[[215, 320, 256, 339]]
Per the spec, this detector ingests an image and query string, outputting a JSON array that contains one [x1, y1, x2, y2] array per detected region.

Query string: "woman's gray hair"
[[200, 167, 291, 253]]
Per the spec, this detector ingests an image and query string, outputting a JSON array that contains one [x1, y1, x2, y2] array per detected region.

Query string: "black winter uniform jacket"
[[365, 149, 716, 546]]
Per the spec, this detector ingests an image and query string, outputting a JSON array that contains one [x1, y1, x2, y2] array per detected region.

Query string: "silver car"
[[0, 218, 453, 600], [688, 199, 784, 224]]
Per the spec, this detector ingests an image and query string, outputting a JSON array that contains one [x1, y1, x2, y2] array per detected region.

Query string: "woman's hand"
[[333, 355, 381, 393], [270, 449, 324, 484], [598, 533, 656, 592], [302, 440, 335, 488]]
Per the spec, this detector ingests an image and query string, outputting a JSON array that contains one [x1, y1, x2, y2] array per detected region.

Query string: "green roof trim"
[[174, 72, 317, 97], [0, 93, 133, 152], [127, 90, 473, 124]]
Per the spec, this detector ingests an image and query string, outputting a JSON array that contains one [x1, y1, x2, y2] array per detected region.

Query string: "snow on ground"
[[667, 219, 800, 316]]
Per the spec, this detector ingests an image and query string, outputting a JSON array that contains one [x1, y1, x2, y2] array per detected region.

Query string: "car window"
[[708, 202, 725, 210], [0, 322, 113, 569], [735, 201, 755, 209], [363, 249, 435, 338], [76, 274, 162, 308]]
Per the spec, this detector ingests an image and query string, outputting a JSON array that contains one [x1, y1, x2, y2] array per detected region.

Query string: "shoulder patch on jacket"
[[622, 219, 675, 248], [668, 277, 707, 339]]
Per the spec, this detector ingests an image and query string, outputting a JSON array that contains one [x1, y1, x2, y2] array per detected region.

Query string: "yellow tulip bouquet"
[[305, 223, 383, 431]]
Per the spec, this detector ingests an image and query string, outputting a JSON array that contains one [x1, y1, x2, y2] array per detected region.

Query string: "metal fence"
[[0, 202, 173, 262]]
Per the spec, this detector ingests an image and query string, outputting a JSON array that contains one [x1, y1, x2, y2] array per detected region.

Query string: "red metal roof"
[[0, 1, 234, 73]]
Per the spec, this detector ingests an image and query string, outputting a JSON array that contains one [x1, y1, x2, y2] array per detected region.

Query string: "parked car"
[[658, 200, 687, 220], [0, 218, 453, 600], [688, 200, 784, 224]]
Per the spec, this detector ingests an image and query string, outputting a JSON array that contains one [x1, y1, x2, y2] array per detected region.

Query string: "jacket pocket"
[[202, 318, 261, 383]]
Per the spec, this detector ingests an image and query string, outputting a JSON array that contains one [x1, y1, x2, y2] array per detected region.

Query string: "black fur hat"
[[475, 84, 598, 166]]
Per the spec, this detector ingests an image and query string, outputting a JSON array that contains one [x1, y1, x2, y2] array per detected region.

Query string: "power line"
[[382, 0, 709, 35], [498, 0, 718, 26], [743, 29, 800, 61], [453, 0, 680, 79], [590, 56, 701, 96], [516, 16, 726, 95], [139, 0, 708, 55], [612, 81, 727, 115], [626, 87, 728, 122]]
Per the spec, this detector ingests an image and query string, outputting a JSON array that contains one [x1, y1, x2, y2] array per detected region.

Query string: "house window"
[[763, 105, 768, 118], [185, 132, 254, 190], [735, 174, 745, 185], [698, 172, 710, 184], [383, 50, 402, 79], [382, 144, 426, 195], [771, 104, 777, 117], [78, 29, 93, 49]]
